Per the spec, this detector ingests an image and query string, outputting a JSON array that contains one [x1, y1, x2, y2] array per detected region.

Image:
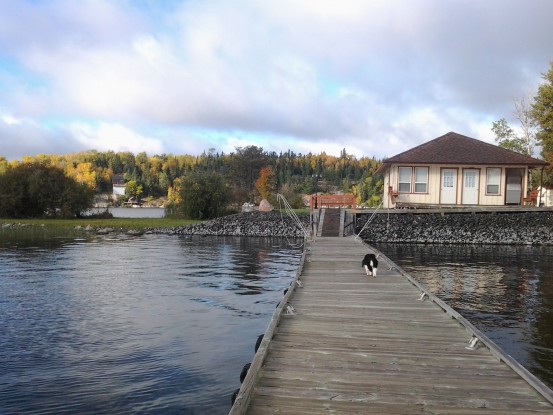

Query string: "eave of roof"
[[379, 132, 549, 169]]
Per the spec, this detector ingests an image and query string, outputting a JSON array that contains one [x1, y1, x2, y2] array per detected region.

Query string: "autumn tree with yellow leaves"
[[255, 166, 276, 200], [1, 147, 384, 210]]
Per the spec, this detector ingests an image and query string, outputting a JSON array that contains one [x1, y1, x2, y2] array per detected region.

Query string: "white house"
[[112, 174, 126, 197], [378, 132, 549, 208]]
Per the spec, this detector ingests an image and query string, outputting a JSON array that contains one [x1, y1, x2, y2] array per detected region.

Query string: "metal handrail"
[[353, 201, 383, 239]]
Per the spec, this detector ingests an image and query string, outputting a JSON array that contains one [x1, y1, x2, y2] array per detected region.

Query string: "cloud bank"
[[1, 0, 552, 160]]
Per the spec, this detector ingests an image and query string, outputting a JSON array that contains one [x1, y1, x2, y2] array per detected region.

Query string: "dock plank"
[[234, 236, 553, 414]]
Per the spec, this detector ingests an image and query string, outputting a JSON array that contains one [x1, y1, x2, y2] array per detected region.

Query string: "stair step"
[[321, 209, 341, 237]]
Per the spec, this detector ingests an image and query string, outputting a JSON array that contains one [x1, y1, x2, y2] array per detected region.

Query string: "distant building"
[[112, 174, 125, 197]]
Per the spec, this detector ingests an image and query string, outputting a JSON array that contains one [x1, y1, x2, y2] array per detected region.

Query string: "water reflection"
[[0, 234, 303, 414], [375, 243, 553, 389]]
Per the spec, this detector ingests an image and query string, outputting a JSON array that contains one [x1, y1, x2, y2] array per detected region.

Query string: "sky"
[[0, 0, 552, 161]]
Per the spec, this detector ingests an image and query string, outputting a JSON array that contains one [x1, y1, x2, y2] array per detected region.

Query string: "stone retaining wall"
[[356, 211, 553, 245], [147, 212, 310, 238], [5, 210, 548, 244], [150, 211, 553, 244]]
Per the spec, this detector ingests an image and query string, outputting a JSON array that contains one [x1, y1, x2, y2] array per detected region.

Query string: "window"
[[465, 170, 477, 188], [443, 170, 454, 188], [414, 167, 429, 193], [398, 167, 411, 192], [398, 167, 429, 193], [486, 167, 501, 195]]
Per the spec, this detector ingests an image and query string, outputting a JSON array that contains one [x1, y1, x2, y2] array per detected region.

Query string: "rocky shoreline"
[[356, 211, 553, 245], [0, 212, 310, 237], [145, 211, 311, 238], [4, 210, 551, 244]]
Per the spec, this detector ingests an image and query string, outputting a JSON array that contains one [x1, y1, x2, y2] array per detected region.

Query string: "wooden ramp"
[[231, 236, 553, 414], [320, 209, 341, 237]]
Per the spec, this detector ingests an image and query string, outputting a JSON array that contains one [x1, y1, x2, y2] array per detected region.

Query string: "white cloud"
[[0, 0, 552, 160], [1, 113, 23, 126], [69, 122, 164, 155]]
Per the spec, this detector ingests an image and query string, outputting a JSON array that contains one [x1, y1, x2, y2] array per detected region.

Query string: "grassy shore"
[[0, 217, 200, 230], [0, 209, 310, 232]]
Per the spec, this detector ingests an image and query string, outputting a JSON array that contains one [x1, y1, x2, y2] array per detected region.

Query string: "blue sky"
[[1, 0, 552, 160]]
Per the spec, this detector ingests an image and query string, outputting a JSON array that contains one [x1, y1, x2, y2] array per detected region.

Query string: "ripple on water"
[[376, 242, 553, 390], [0, 234, 303, 414]]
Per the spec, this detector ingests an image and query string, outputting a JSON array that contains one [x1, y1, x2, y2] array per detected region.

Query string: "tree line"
[[0, 147, 383, 218]]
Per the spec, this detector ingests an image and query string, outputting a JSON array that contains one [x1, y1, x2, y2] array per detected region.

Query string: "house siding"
[[384, 164, 529, 208]]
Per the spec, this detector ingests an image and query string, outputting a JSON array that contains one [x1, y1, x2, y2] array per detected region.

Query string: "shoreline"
[[3, 210, 553, 245], [145, 211, 310, 238]]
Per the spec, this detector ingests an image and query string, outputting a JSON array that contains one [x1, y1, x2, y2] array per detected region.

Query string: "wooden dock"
[[230, 236, 553, 414]]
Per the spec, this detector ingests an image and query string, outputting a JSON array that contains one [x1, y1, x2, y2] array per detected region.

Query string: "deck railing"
[[310, 194, 356, 211]]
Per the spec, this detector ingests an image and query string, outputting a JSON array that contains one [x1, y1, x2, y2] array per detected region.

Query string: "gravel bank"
[[356, 211, 553, 245], [146, 212, 310, 238]]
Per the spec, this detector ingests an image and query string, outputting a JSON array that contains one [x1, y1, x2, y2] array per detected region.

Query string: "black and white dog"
[[362, 253, 379, 277]]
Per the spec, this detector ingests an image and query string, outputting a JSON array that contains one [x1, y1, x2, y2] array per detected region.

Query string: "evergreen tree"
[[228, 146, 266, 191]]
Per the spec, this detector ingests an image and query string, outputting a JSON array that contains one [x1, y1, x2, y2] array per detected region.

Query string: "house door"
[[440, 169, 457, 204], [505, 169, 523, 204], [462, 169, 479, 205]]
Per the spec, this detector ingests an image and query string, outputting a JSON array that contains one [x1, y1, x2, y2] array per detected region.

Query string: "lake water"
[[3, 234, 553, 415], [373, 243, 553, 390], [0, 232, 303, 415]]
